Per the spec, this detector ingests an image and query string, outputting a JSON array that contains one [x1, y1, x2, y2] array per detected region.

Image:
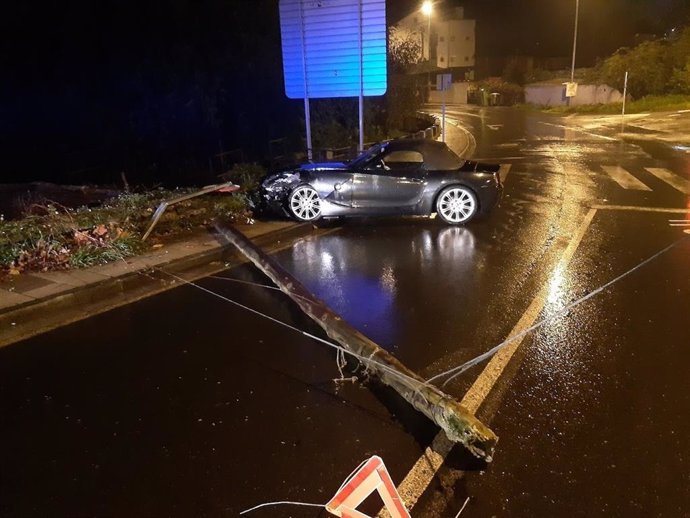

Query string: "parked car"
[[252, 139, 502, 225]]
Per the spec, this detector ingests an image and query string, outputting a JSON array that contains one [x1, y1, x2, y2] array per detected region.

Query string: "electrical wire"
[[427, 235, 689, 387]]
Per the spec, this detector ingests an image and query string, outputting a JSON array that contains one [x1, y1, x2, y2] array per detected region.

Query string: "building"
[[435, 8, 475, 70], [394, 6, 475, 75]]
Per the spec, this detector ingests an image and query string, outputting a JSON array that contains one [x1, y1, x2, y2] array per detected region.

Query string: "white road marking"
[[644, 167, 690, 195], [591, 205, 690, 213], [487, 124, 503, 130], [380, 209, 598, 517], [601, 165, 652, 191], [670, 223, 690, 226], [538, 121, 618, 141]]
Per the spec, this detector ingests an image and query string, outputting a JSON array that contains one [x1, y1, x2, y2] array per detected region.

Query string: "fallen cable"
[[158, 270, 431, 403], [240, 458, 369, 515], [454, 497, 471, 518], [239, 501, 325, 515], [209, 275, 314, 303], [428, 235, 689, 387]]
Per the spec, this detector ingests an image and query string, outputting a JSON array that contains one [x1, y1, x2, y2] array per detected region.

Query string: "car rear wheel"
[[288, 185, 322, 222], [436, 186, 478, 224]]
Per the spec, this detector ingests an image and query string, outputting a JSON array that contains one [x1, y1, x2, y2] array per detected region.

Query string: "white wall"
[[525, 84, 624, 106]]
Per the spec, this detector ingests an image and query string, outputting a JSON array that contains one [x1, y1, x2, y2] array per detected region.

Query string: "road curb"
[[0, 223, 313, 348]]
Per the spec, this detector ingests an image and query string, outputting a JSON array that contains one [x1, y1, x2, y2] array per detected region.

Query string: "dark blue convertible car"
[[254, 139, 503, 225]]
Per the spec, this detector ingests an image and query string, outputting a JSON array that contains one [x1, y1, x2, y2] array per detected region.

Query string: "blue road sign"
[[279, 0, 387, 99]]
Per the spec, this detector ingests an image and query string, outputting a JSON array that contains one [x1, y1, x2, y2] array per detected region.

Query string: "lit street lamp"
[[570, 0, 580, 83]]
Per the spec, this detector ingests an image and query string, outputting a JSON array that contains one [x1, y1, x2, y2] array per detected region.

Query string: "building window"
[[450, 36, 455, 42], [440, 36, 446, 42], [440, 56, 445, 63], [466, 36, 471, 41], [450, 56, 455, 63], [464, 56, 469, 62]]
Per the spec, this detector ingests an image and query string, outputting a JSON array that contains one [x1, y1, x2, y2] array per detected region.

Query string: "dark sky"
[[1, 0, 688, 183], [392, 0, 690, 62]]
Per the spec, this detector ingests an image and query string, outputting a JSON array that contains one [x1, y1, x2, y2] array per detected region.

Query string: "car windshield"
[[348, 143, 385, 168]]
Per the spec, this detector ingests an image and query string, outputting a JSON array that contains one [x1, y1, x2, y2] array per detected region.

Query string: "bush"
[[474, 79, 524, 105], [0, 189, 252, 276], [224, 163, 266, 191]]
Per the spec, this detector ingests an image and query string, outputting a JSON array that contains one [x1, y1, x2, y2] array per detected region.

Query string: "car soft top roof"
[[384, 139, 465, 171]]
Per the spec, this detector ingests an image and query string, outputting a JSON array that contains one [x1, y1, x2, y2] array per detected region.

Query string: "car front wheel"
[[288, 185, 322, 222], [436, 186, 478, 224]]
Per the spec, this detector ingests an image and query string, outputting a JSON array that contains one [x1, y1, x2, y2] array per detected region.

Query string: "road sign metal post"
[[437, 74, 452, 143], [297, 1, 313, 160], [279, 0, 387, 159], [622, 71, 629, 117]]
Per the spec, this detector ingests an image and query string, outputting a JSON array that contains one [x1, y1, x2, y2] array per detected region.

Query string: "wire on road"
[[428, 234, 690, 387], [239, 500, 325, 515], [155, 270, 433, 404]]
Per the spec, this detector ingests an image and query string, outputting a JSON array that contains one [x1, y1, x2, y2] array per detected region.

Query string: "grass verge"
[[519, 94, 690, 115], [1, 176, 259, 277]]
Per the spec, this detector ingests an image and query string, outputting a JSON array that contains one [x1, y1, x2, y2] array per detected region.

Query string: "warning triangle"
[[326, 456, 411, 518]]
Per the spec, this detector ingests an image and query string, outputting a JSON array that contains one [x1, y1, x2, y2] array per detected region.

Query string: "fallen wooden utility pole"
[[216, 224, 498, 461]]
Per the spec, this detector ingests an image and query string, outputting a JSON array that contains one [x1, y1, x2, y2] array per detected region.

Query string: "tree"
[[388, 26, 422, 72], [597, 41, 671, 98]]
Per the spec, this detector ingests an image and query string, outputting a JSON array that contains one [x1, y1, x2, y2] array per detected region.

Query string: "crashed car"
[[252, 139, 502, 225]]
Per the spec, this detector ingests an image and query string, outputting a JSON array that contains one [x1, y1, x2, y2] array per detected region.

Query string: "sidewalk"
[[0, 220, 309, 348]]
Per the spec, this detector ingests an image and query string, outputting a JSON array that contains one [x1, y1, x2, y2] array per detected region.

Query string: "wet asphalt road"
[[1, 106, 689, 517]]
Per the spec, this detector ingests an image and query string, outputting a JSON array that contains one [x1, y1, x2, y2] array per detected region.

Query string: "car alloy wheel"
[[436, 186, 477, 224], [289, 185, 322, 222]]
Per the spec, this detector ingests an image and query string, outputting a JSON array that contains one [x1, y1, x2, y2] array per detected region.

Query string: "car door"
[[310, 171, 354, 208], [353, 150, 427, 212]]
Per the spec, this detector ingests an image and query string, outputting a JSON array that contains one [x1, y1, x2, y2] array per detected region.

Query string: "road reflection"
[[288, 223, 478, 351]]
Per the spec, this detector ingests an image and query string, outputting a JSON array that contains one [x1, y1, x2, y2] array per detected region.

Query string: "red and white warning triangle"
[[326, 456, 411, 518]]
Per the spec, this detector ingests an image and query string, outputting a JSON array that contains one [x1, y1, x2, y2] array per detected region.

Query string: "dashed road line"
[[601, 165, 652, 191], [380, 209, 598, 517], [644, 167, 690, 195]]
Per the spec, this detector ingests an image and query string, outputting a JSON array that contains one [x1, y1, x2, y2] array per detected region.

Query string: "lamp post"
[[421, 1, 433, 96], [570, 0, 580, 83]]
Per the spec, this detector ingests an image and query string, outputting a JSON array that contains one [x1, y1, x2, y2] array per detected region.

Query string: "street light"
[[421, 1, 433, 94], [570, 0, 580, 83], [421, 1, 432, 61]]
